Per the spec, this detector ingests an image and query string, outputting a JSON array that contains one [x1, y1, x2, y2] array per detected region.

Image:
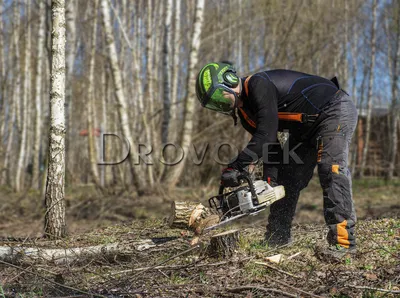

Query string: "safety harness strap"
[[242, 75, 319, 126]]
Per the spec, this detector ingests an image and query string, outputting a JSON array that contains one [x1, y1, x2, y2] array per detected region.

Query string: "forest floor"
[[0, 177, 399, 297]]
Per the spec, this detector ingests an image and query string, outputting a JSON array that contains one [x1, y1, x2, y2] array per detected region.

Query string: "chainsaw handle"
[[218, 184, 225, 195], [219, 173, 257, 199]]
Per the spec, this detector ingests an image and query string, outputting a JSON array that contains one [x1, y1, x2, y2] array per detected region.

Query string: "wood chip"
[[265, 254, 284, 264]]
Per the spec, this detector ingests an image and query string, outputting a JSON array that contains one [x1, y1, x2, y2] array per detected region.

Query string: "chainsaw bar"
[[203, 208, 266, 232]]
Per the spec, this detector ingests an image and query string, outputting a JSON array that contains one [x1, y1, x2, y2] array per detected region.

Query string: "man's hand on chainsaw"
[[221, 167, 248, 188]]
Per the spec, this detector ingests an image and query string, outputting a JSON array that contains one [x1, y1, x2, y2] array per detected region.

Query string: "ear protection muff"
[[222, 68, 240, 88]]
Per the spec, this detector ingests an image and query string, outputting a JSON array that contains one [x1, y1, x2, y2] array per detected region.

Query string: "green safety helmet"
[[195, 62, 241, 115]]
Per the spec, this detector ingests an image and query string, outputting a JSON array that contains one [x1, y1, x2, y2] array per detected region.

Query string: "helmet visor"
[[204, 87, 234, 113]]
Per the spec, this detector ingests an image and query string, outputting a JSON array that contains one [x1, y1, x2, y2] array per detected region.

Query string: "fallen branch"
[[0, 238, 178, 264], [254, 261, 301, 279], [112, 256, 253, 275], [347, 285, 400, 294], [0, 259, 106, 298], [264, 275, 324, 298], [227, 285, 298, 298], [129, 245, 201, 280]]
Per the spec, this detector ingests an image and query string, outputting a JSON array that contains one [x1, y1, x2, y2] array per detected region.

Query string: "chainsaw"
[[205, 174, 285, 231]]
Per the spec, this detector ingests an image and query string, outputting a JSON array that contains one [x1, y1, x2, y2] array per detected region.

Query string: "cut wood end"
[[188, 203, 205, 227], [195, 214, 220, 235]]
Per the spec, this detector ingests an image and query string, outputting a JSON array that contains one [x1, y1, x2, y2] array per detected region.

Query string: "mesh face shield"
[[203, 86, 236, 114]]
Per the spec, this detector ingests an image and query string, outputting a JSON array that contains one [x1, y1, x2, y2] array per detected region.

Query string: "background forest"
[[0, 1, 399, 297], [0, 0, 399, 229], [0, 0, 399, 194]]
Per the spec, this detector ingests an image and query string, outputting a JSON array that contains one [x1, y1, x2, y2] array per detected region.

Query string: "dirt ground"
[[0, 176, 399, 238], [0, 177, 399, 297]]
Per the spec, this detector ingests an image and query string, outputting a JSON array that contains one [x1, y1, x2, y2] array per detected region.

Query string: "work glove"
[[220, 167, 247, 188]]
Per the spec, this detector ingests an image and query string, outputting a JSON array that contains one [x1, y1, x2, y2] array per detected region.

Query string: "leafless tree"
[[45, 0, 67, 239]]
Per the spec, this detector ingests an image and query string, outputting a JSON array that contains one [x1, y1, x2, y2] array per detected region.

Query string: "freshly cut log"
[[168, 201, 218, 233], [207, 229, 240, 258]]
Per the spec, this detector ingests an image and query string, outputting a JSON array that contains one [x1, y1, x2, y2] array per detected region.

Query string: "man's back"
[[243, 69, 339, 115]]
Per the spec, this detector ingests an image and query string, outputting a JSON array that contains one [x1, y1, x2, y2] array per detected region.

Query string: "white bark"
[[15, 0, 31, 192], [65, 0, 76, 162], [45, 0, 67, 238], [167, 0, 205, 188], [0, 238, 178, 264], [170, 0, 181, 142], [100, 0, 145, 194], [360, 0, 377, 177], [32, 0, 46, 189]]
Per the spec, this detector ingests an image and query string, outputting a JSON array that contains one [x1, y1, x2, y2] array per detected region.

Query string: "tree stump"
[[207, 229, 240, 258], [168, 201, 219, 233]]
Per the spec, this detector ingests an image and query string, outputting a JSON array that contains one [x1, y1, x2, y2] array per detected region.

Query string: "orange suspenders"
[[240, 76, 319, 128]]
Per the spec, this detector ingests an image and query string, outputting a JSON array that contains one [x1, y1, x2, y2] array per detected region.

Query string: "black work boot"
[[262, 228, 293, 248], [315, 244, 357, 262]]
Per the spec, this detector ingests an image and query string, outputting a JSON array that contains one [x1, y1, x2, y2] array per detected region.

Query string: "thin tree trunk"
[[0, 0, 4, 80], [101, 67, 108, 187], [387, 10, 400, 180], [100, 0, 146, 194], [342, 0, 349, 90], [8, 2, 22, 188], [170, 0, 181, 142], [15, 0, 31, 192], [2, 101, 15, 186], [142, 0, 155, 186], [87, 0, 101, 186], [360, 0, 377, 177], [350, 23, 359, 175], [161, 0, 172, 144], [44, 0, 67, 239], [32, 0, 46, 189], [65, 0, 76, 171], [166, 0, 205, 188]]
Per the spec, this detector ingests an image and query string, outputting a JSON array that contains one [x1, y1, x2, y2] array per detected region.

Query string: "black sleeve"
[[231, 76, 279, 170]]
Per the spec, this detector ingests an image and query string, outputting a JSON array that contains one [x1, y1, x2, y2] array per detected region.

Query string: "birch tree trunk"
[[65, 0, 76, 171], [87, 0, 101, 186], [166, 0, 205, 188], [32, 0, 46, 189], [44, 0, 67, 239], [387, 11, 400, 180], [13, 2, 22, 134], [142, 0, 155, 186], [360, 0, 377, 177], [161, 0, 173, 144], [100, 0, 146, 194], [15, 0, 31, 192], [350, 23, 359, 175], [0, 0, 4, 80], [6, 2, 22, 187], [170, 0, 181, 142]]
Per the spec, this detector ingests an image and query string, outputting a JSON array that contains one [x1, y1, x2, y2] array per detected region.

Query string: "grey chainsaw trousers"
[[264, 90, 358, 248]]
